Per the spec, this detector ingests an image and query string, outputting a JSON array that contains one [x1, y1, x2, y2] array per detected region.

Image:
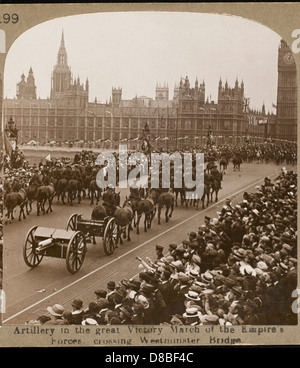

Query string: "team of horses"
[[3, 153, 234, 226]]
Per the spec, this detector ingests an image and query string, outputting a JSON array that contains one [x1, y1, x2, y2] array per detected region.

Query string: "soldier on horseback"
[[62, 164, 72, 181], [102, 185, 118, 216], [52, 163, 62, 180], [210, 165, 223, 190], [72, 164, 83, 182], [29, 168, 43, 187]]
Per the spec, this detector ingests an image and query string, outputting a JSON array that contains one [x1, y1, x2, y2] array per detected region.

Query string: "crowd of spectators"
[[27, 167, 297, 326]]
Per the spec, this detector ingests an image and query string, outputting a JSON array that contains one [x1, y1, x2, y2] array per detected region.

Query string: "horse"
[[35, 183, 55, 216], [206, 160, 215, 175], [135, 195, 156, 234], [102, 189, 120, 214], [56, 178, 69, 204], [210, 177, 221, 203], [128, 187, 145, 226], [89, 179, 102, 205], [157, 189, 175, 225], [174, 187, 186, 207], [67, 179, 82, 205], [4, 188, 27, 222], [219, 157, 229, 175], [232, 155, 242, 171], [200, 183, 211, 209], [148, 188, 168, 206], [24, 183, 39, 214], [114, 199, 134, 243]]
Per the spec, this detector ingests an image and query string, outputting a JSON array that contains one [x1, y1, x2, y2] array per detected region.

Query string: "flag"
[[258, 119, 268, 125], [4, 133, 13, 157], [45, 154, 51, 161]]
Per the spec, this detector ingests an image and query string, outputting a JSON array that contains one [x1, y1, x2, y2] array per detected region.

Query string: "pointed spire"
[[61, 29, 65, 48]]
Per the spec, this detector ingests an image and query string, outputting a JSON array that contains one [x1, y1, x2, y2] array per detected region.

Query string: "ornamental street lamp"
[[5, 116, 19, 149]]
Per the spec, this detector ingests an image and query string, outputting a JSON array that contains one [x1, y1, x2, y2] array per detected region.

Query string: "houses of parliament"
[[2, 32, 297, 149]]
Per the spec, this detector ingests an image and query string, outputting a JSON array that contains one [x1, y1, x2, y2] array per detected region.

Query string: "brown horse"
[[200, 183, 210, 209], [5, 188, 27, 222], [219, 157, 229, 175], [35, 183, 55, 216], [210, 178, 221, 203], [67, 179, 82, 205], [24, 183, 39, 214], [135, 195, 156, 234], [89, 179, 102, 205], [114, 199, 134, 243], [157, 189, 175, 225], [56, 178, 69, 204]]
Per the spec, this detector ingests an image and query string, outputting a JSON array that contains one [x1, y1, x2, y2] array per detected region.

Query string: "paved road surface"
[[3, 162, 295, 324]]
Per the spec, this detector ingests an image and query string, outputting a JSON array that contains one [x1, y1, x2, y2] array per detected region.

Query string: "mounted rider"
[[129, 178, 143, 200], [72, 164, 83, 182], [29, 167, 43, 187], [62, 164, 73, 181], [102, 184, 118, 216], [210, 165, 223, 189], [52, 163, 63, 180]]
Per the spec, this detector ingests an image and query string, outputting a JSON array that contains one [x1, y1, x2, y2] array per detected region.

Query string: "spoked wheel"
[[23, 225, 44, 268], [66, 231, 87, 274], [103, 217, 118, 255], [66, 213, 79, 231]]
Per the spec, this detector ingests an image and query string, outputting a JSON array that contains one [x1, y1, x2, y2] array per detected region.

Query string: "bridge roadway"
[[3, 162, 296, 324]]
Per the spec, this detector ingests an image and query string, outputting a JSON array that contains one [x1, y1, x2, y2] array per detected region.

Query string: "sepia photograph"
[[0, 4, 298, 347]]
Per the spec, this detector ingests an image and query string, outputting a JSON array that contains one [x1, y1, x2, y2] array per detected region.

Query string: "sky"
[[4, 11, 282, 112]]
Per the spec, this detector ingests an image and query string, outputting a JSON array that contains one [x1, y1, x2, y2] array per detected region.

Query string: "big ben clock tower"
[[276, 39, 297, 141]]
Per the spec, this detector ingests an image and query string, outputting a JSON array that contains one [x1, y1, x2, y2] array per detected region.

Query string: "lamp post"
[[5, 116, 19, 149], [105, 110, 113, 148], [175, 107, 179, 150], [199, 107, 206, 147]]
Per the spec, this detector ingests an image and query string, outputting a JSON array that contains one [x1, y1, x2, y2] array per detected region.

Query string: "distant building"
[[16, 67, 36, 100], [276, 39, 298, 141], [3, 31, 282, 150]]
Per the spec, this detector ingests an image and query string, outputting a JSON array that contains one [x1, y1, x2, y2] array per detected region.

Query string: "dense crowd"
[[26, 166, 297, 326]]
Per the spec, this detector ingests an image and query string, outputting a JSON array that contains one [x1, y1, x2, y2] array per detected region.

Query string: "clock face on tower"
[[283, 52, 295, 65]]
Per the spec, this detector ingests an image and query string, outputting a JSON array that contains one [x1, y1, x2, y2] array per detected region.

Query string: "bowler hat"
[[71, 298, 83, 309], [169, 243, 177, 250], [107, 281, 116, 290]]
